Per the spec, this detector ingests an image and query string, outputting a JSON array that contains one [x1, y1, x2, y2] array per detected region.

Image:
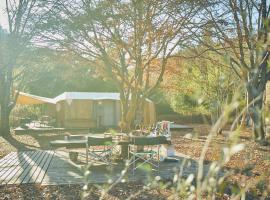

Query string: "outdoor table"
[[49, 134, 171, 161], [50, 139, 87, 149], [50, 134, 111, 149], [50, 134, 131, 160], [114, 135, 171, 159], [50, 139, 87, 161]]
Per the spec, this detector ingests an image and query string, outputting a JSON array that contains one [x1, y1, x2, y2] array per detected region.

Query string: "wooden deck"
[[0, 150, 204, 186], [0, 151, 54, 185]]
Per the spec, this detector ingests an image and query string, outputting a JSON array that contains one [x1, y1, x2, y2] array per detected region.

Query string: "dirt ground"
[[0, 125, 270, 199], [0, 183, 171, 200], [172, 125, 270, 199]]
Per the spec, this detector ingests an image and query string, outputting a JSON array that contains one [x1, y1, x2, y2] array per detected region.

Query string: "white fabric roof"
[[54, 92, 152, 103], [54, 92, 121, 102], [17, 92, 153, 105]]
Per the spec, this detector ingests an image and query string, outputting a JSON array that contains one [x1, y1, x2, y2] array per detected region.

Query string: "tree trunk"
[[0, 69, 13, 136], [119, 93, 141, 132], [0, 105, 11, 136], [247, 49, 269, 142], [248, 83, 266, 142], [240, 111, 247, 128], [240, 91, 249, 128], [249, 104, 265, 141], [119, 99, 135, 132]]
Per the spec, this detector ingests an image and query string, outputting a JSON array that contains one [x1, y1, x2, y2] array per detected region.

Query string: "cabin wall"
[[54, 99, 156, 129], [55, 101, 65, 127], [63, 100, 95, 128], [92, 100, 120, 127], [44, 104, 56, 119], [115, 101, 121, 126]]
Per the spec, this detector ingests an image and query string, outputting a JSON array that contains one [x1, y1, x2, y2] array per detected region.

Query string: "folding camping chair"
[[86, 136, 113, 165], [128, 136, 168, 175]]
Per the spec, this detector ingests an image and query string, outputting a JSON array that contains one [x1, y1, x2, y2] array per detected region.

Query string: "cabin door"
[[102, 101, 115, 126]]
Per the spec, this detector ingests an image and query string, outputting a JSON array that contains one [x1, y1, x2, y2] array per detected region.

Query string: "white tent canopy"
[[17, 92, 153, 105]]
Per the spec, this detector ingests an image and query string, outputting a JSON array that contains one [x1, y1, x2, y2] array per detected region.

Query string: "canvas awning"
[[16, 92, 55, 105]]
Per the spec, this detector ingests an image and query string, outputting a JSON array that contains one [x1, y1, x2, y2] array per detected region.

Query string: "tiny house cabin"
[[16, 92, 156, 129]]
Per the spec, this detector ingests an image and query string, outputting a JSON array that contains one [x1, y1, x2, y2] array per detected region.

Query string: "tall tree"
[[164, 51, 239, 121], [190, 0, 270, 141], [42, 0, 201, 130], [0, 0, 49, 135], [23, 49, 117, 97]]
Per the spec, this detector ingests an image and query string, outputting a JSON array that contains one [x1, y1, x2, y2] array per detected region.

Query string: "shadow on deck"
[[0, 150, 208, 186]]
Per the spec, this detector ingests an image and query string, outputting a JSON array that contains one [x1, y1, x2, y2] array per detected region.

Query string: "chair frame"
[[128, 136, 167, 175], [86, 136, 113, 165]]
